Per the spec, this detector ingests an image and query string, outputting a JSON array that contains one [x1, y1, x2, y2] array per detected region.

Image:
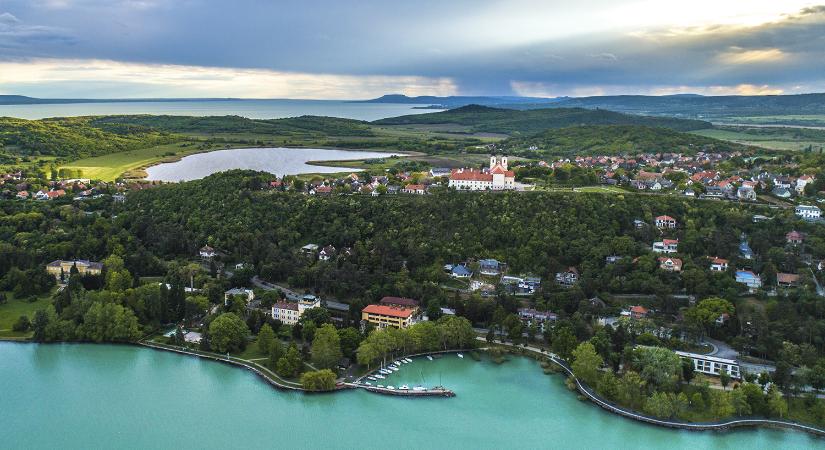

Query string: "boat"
[[457, 353, 464, 358], [413, 386, 426, 391], [374, 374, 385, 379], [393, 360, 402, 365], [399, 385, 409, 390], [379, 369, 391, 375], [426, 355, 433, 361], [367, 376, 377, 381], [404, 358, 413, 363], [389, 367, 399, 372], [389, 364, 399, 369], [377, 385, 384, 388], [364, 382, 372, 386], [386, 386, 396, 390]]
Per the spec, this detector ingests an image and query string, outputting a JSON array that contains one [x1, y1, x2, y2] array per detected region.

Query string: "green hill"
[[505, 125, 750, 156], [373, 105, 711, 134]]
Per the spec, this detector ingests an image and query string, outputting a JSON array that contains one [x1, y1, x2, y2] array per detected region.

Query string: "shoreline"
[[4, 337, 825, 438]]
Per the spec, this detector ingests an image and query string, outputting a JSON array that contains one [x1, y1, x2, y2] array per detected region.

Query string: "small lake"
[[144, 147, 399, 182], [1, 343, 818, 449]]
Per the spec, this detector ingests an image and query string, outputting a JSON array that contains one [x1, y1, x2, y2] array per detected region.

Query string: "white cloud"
[[0, 58, 458, 99]]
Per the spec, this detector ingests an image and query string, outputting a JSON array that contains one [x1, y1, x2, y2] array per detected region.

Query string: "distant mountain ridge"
[[0, 95, 240, 105], [373, 104, 710, 133]]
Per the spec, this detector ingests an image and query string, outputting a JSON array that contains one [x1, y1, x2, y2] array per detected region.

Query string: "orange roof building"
[[361, 304, 416, 329]]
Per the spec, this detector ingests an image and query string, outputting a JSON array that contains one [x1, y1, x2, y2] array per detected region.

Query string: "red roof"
[[362, 304, 415, 318], [272, 302, 298, 311], [404, 184, 425, 191], [315, 186, 332, 193], [662, 239, 679, 245], [450, 169, 492, 181], [709, 257, 729, 265], [786, 231, 804, 241], [379, 296, 419, 307], [630, 305, 649, 314], [777, 273, 800, 284], [656, 215, 675, 222]]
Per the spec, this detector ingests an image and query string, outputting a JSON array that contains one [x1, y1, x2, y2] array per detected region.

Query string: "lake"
[[0, 99, 441, 121], [144, 147, 400, 182], [1, 343, 817, 449]]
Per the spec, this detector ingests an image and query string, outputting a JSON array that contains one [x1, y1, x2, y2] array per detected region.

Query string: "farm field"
[[691, 127, 825, 151]]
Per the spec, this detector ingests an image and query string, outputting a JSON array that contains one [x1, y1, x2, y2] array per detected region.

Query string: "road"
[[251, 276, 302, 301]]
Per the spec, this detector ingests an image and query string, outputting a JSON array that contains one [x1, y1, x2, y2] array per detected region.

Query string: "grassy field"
[[719, 115, 825, 127], [692, 127, 825, 151], [59, 141, 232, 181], [0, 292, 52, 339]]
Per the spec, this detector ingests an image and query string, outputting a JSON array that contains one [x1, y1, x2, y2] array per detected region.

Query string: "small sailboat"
[[364, 382, 372, 386], [457, 353, 464, 358], [413, 386, 426, 392], [404, 358, 413, 363], [367, 376, 377, 381], [389, 366, 399, 372], [399, 385, 409, 390], [426, 355, 433, 361], [377, 385, 385, 388], [386, 386, 396, 390], [393, 360, 402, 365], [374, 374, 385, 379]]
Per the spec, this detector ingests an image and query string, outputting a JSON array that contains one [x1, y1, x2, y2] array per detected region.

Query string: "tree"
[[300, 369, 337, 391], [12, 315, 31, 332], [551, 327, 578, 360], [684, 297, 734, 338], [616, 371, 646, 410], [767, 387, 788, 419], [311, 324, 343, 370], [103, 254, 132, 292], [276, 344, 303, 378], [633, 346, 681, 388], [337, 327, 361, 359], [681, 358, 695, 383], [209, 313, 250, 354], [720, 371, 731, 390], [268, 338, 284, 369], [257, 323, 275, 355], [571, 342, 603, 386], [730, 388, 751, 416], [300, 307, 331, 326], [645, 391, 674, 418], [709, 391, 734, 418]]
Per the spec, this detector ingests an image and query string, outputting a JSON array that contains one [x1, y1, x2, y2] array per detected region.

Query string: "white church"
[[448, 155, 516, 191]]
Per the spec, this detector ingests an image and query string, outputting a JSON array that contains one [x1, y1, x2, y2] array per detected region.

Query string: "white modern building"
[[795, 205, 821, 220], [675, 350, 741, 379], [652, 239, 679, 254]]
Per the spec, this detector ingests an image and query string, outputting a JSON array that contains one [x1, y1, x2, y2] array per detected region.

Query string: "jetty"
[[358, 384, 455, 397]]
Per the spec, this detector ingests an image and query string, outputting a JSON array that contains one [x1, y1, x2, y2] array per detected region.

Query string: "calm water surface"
[[0, 100, 441, 121], [1, 343, 818, 450], [144, 147, 400, 182]]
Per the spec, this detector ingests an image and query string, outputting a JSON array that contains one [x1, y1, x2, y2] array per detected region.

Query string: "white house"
[[655, 215, 677, 229], [796, 175, 815, 194], [709, 257, 729, 272], [675, 351, 741, 379], [199, 245, 216, 259], [796, 205, 821, 220], [652, 239, 679, 254], [735, 270, 762, 293], [224, 288, 254, 306], [271, 294, 322, 325]]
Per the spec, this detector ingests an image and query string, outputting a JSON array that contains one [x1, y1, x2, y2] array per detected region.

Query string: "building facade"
[[46, 260, 103, 280], [361, 304, 416, 329], [448, 155, 515, 191]]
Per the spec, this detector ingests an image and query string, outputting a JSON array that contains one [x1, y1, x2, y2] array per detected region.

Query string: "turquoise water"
[[1, 343, 820, 449], [0, 100, 441, 121]]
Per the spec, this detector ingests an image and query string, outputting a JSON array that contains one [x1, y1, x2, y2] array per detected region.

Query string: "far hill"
[[505, 125, 749, 157], [360, 94, 562, 108], [373, 105, 711, 134]]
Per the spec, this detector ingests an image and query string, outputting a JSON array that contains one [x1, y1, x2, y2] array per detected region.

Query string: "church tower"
[[489, 155, 498, 169]]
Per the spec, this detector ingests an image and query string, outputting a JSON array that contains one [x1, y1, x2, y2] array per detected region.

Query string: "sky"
[[1, 0, 824, 99]]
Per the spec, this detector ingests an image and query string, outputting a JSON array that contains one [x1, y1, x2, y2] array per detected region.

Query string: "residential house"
[[478, 259, 502, 276], [271, 294, 322, 325], [401, 184, 426, 194], [35, 189, 66, 200], [301, 244, 319, 257], [361, 304, 416, 329], [224, 288, 254, 306], [735, 270, 762, 292], [518, 308, 558, 332], [796, 205, 821, 220], [683, 188, 696, 197], [633, 219, 647, 229], [629, 305, 649, 320], [605, 255, 623, 264], [786, 231, 804, 245], [796, 175, 815, 194], [658, 257, 683, 272], [737, 185, 756, 201], [653, 239, 679, 254], [312, 185, 333, 195], [704, 186, 725, 199], [655, 215, 677, 229], [555, 267, 579, 288], [429, 168, 451, 178], [739, 235, 754, 260], [676, 351, 741, 379], [15, 190, 28, 199], [46, 260, 103, 281], [450, 264, 473, 279], [379, 296, 420, 314], [777, 273, 800, 288], [772, 186, 792, 198], [318, 245, 336, 261], [199, 245, 216, 259], [709, 257, 729, 272]]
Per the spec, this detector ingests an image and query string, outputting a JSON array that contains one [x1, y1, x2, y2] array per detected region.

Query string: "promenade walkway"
[[478, 337, 825, 438]]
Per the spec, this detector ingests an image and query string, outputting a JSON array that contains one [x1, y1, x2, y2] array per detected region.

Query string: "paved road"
[[251, 276, 302, 301]]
